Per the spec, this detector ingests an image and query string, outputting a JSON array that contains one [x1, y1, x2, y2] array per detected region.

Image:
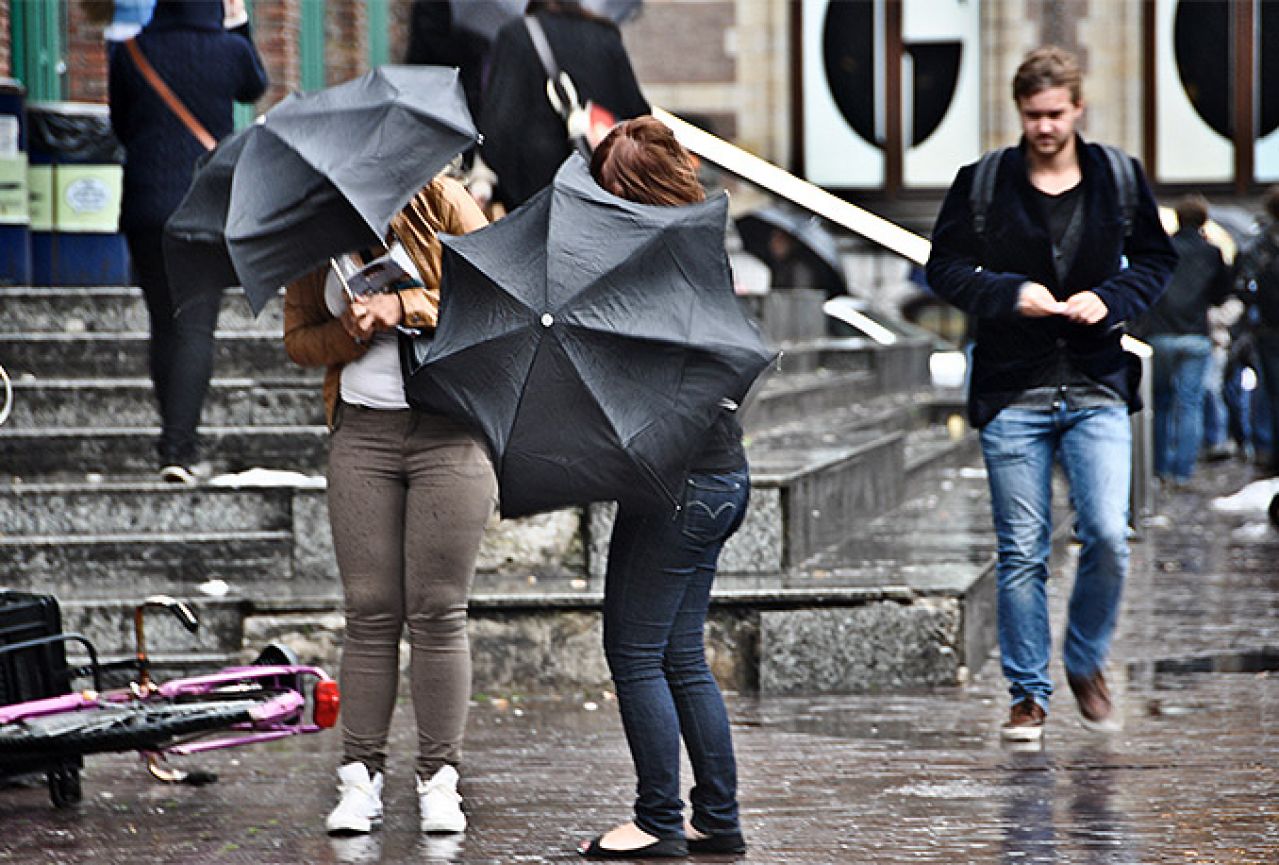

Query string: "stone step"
[[3, 332, 307, 380], [0, 286, 280, 334], [581, 426, 910, 578], [0, 425, 329, 477], [7, 378, 323, 429], [0, 531, 295, 599], [0, 481, 589, 595], [59, 596, 248, 660], [0, 481, 300, 535]]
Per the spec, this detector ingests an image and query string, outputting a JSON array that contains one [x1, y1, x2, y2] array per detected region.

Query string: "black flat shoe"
[[578, 835, 689, 859], [687, 831, 747, 854]]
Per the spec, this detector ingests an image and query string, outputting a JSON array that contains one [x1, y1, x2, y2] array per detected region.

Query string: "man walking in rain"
[[926, 46, 1175, 741]]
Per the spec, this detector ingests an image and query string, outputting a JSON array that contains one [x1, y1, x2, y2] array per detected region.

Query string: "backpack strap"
[[1097, 143, 1137, 238], [969, 147, 1006, 241]]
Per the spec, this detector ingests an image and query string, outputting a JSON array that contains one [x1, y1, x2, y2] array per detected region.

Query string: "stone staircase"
[[0, 283, 995, 694]]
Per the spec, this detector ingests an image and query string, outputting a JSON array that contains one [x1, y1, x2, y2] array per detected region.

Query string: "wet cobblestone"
[[1, 463, 1275, 864]]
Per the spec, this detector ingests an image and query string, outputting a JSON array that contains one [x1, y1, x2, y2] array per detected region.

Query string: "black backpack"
[[968, 143, 1138, 241], [1237, 230, 1279, 328]]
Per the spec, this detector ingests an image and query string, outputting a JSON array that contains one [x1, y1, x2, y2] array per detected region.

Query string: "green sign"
[[0, 155, 29, 225], [55, 165, 123, 233]]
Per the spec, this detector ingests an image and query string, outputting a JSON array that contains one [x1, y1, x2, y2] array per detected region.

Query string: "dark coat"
[[925, 138, 1177, 427], [108, 0, 268, 232], [1137, 227, 1231, 338], [479, 11, 649, 209]]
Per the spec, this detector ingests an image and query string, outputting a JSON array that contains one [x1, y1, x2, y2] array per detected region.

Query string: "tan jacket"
[[283, 175, 488, 426]]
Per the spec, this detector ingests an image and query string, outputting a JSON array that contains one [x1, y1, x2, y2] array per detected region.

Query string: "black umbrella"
[[735, 207, 847, 297], [165, 66, 478, 314], [405, 155, 775, 518], [449, 0, 525, 44]]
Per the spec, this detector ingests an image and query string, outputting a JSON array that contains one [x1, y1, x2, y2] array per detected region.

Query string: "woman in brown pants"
[[283, 175, 496, 836]]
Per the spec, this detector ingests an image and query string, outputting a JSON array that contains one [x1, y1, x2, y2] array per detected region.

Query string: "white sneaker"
[[417, 764, 466, 833], [325, 762, 384, 835]]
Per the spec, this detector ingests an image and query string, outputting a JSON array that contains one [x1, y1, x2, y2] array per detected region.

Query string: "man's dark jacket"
[[108, 0, 268, 232], [1137, 227, 1230, 338], [925, 138, 1176, 427]]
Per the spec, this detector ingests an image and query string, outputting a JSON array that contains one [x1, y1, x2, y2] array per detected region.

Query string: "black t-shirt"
[[1032, 181, 1084, 275]]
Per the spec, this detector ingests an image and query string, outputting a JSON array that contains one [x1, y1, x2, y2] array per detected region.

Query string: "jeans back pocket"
[[681, 471, 748, 544]]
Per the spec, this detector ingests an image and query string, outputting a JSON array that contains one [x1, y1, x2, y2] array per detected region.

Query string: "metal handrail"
[[653, 107, 931, 266], [0, 364, 11, 427]]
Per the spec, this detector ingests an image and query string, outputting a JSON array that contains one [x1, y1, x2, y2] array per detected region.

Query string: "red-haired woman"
[[578, 117, 748, 860]]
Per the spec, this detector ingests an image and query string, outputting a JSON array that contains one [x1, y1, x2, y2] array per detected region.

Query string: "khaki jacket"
[[283, 175, 488, 426]]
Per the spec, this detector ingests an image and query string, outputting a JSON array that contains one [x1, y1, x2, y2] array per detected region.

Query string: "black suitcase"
[[0, 590, 73, 705], [0, 590, 83, 807]]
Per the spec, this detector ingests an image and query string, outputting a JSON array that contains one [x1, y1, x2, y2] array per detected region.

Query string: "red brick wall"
[[326, 0, 367, 86], [388, 0, 413, 64], [255, 0, 301, 110], [0, 3, 10, 79], [67, 0, 110, 102]]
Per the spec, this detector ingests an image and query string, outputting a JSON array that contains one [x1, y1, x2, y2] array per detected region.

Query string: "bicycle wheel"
[[0, 693, 278, 759]]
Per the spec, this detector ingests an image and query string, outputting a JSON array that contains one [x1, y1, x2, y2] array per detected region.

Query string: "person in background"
[[577, 117, 749, 860], [1138, 194, 1232, 487], [283, 176, 497, 837], [1234, 185, 1279, 477], [108, 0, 267, 483], [480, 0, 648, 211], [925, 46, 1175, 742]]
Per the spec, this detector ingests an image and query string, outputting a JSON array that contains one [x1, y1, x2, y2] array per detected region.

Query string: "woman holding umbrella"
[[577, 117, 750, 859], [282, 175, 497, 836]]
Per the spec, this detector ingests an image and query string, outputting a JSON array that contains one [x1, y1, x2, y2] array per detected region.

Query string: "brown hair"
[[1174, 194, 1209, 230], [1013, 45, 1083, 105], [589, 116, 705, 207], [1265, 185, 1279, 222]]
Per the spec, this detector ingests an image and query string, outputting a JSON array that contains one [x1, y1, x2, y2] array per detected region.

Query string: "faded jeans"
[[980, 405, 1131, 711], [1149, 334, 1212, 482], [603, 466, 749, 840]]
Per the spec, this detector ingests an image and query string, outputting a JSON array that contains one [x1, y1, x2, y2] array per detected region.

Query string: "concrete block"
[[758, 600, 963, 693]]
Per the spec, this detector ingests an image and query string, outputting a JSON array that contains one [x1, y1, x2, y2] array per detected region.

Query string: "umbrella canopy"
[[735, 207, 847, 297], [165, 66, 479, 314], [449, 0, 526, 44], [406, 155, 775, 518]]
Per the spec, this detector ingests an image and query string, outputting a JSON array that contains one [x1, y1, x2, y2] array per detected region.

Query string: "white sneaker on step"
[[325, 762, 384, 835], [417, 764, 466, 833]]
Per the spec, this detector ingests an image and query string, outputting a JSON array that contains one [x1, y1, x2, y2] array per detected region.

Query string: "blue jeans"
[[1149, 334, 1212, 482], [980, 405, 1131, 711], [603, 466, 749, 840], [1202, 346, 1228, 450]]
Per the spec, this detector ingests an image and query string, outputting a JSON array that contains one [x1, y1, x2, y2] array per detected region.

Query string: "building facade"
[[4, 0, 1275, 198]]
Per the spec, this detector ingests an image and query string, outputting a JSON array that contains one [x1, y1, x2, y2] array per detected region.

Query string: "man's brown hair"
[[1013, 45, 1083, 104], [1174, 194, 1209, 230], [590, 116, 705, 207]]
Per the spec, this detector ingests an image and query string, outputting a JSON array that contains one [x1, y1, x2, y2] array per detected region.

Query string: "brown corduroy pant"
[[326, 402, 497, 778]]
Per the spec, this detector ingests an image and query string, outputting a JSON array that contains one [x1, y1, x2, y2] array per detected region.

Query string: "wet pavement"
[[1, 462, 1275, 864]]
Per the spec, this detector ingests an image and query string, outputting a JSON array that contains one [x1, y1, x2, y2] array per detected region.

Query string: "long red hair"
[[589, 116, 705, 207]]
